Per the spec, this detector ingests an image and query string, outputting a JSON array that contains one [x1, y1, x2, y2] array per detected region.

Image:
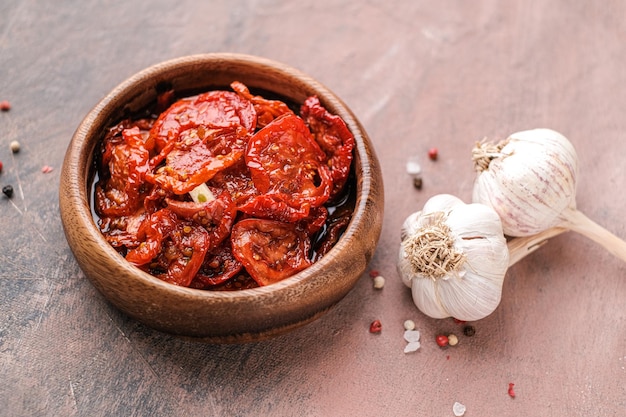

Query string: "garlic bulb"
[[472, 128, 578, 236], [473, 128, 626, 262], [397, 194, 510, 321]]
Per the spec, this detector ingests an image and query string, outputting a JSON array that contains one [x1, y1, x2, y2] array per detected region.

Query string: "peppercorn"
[[448, 334, 459, 346], [0, 100, 10, 111], [435, 334, 449, 347], [413, 176, 423, 190], [372, 275, 385, 289], [369, 319, 382, 333], [10, 140, 20, 153], [2, 185, 14, 198], [403, 319, 416, 331], [463, 325, 476, 337], [0, 161, 3, 173], [428, 147, 438, 161]]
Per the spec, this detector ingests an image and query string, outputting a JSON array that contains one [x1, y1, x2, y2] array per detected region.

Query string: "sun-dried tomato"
[[301, 96, 355, 199], [230, 218, 313, 286], [189, 240, 243, 289], [95, 127, 152, 217], [230, 81, 293, 128], [165, 188, 237, 249], [149, 90, 256, 152], [147, 125, 249, 194], [243, 113, 332, 220]]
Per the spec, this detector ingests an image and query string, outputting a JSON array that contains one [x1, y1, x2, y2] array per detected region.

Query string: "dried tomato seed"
[[369, 319, 382, 333], [0, 100, 10, 111], [463, 325, 476, 337], [508, 383, 516, 398], [2, 185, 14, 198], [428, 147, 438, 161], [435, 334, 449, 347]]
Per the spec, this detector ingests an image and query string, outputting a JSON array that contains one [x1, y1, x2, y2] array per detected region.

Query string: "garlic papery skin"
[[472, 128, 578, 237], [398, 194, 510, 321]]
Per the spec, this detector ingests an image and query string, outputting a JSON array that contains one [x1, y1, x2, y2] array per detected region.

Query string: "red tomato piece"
[[230, 81, 293, 128], [189, 240, 243, 288], [127, 208, 211, 287], [95, 127, 152, 217], [207, 157, 258, 207], [300, 96, 355, 199], [237, 193, 311, 223], [158, 221, 210, 287], [230, 218, 313, 286], [126, 209, 179, 266], [298, 205, 328, 235], [99, 208, 147, 249], [165, 188, 237, 250], [149, 90, 257, 152], [245, 113, 332, 214], [147, 125, 249, 195]]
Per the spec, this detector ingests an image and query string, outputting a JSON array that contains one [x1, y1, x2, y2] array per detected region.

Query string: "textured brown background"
[[1, 1, 624, 416]]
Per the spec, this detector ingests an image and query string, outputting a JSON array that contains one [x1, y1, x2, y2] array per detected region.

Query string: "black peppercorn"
[[463, 325, 476, 337], [2, 184, 14, 198]]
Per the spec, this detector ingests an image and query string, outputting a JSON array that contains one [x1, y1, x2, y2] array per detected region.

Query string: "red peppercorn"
[[508, 383, 516, 398], [428, 147, 438, 161], [435, 334, 449, 347], [369, 320, 382, 333], [0, 160, 3, 173], [0, 100, 10, 111], [368, 269, 379, 278]]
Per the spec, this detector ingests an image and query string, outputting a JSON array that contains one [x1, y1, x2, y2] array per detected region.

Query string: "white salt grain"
[[453, 402, 466, 416]]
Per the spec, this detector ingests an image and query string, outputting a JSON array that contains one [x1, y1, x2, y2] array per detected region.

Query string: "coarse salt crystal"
[[403, 329, 420, 343], [404, 341, 421, 353], [405, 156, 422, 176], [453, 402, 466, 416]]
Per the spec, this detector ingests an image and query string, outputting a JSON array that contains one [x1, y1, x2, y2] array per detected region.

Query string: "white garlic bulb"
[[472, 128, 626, 262], [472, 128, 578, 237], [397, 194, 510, 321]]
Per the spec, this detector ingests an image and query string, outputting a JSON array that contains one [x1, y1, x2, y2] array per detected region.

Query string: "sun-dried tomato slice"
[[149, 90, 256, 152], [125, 208, 179, 266], [127, 208, 211, 287], [230, 81, 293, 128], [146, 125, 249, 195], [301, 96, 355, 199], [189, 240, 243, 289], [243, 113, 332, 220], [230, 218, 313, 286], [95, 127, 151, 217], [207, 157, 258, 207], [165, 188, 237, 249]]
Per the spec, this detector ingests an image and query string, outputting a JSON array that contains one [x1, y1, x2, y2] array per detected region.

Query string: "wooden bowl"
[[59, 53, 384, 343]]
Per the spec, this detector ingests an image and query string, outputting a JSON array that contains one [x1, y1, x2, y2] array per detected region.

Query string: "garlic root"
[[560, 207, 626, 263]]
